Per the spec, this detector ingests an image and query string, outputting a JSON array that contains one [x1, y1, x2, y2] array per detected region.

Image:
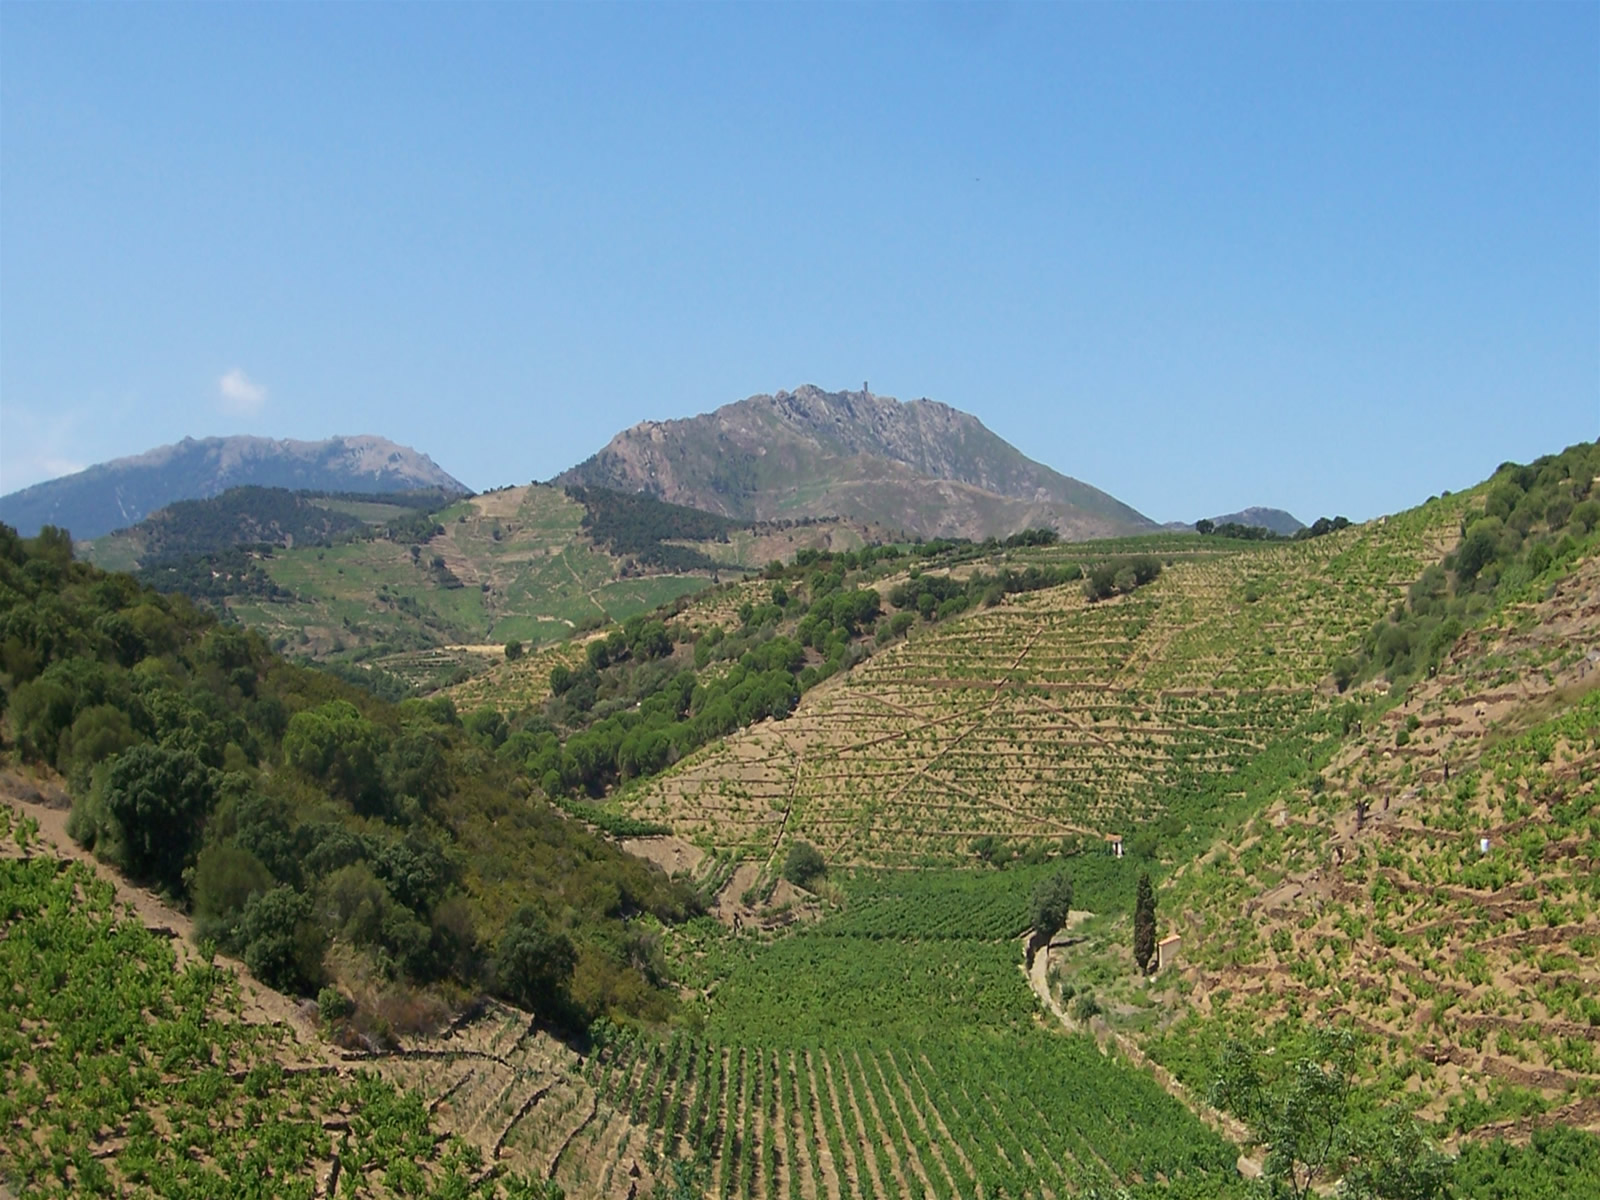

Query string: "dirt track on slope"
[[1024, 937, 1261, 1178], [1, 769, 335, 1056]]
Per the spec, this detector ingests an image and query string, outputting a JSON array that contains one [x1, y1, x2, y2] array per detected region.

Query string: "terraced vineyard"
[[1154, 552, 1600, 1136], [0, 805, 562, 1200], [622, 497, 1470, 863], [581, 868, 1242, 1200], [446, 638, 595, 714], [366, 1003, 659, 1199]]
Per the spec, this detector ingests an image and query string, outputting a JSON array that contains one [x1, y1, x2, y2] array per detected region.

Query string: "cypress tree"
[[1133, 871, 1157, 974]]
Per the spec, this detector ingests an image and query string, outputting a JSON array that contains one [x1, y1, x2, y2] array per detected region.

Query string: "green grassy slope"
[[83, 484, 885, 689]]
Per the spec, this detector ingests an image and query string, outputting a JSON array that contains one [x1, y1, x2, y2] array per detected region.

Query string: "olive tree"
[[1211, 1029, 1450, 1200], [1030, 871, 1074, 942]]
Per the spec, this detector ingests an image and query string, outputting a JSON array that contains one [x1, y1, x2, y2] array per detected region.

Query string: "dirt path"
[[1024, 943, 1260, 1177], [712, 861, 762, 919], [762, 748, 805, 875], [557, 549, 608, 617]]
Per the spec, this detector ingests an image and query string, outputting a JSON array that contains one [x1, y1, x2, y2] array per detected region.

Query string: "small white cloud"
[[0, 455, 86, 492], [0, 406, 89, 492], [218, 368, 268, 416]]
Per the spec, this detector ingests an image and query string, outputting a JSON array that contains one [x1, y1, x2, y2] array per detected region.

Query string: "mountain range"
[[555, 385, 1159, 541], [0, 434, 467, 540], [3, 388, 1309, 547]]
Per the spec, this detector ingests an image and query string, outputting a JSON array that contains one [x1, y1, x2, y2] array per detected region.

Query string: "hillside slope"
[[0, 803, 661, 1198], [80, 485, 451, 572], [0, 433, 468, 539], [617, 503, 1466, 863], [584, 439, 1600, 1156], [556, 384, 1157, 541], [1158, 550, 1600, 1137], [102, 482, 885, 688]]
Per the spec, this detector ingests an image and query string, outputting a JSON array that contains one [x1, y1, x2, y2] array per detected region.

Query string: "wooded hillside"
[[0, 523, 700, 1042]]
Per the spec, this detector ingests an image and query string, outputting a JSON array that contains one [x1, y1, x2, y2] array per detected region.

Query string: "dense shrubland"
[[0, 523, 699, 1036], [131, 486, 372, 557], [1337, 441, 1600, 689], [136, 546, 297, 603], [121, 487, 451, 597]]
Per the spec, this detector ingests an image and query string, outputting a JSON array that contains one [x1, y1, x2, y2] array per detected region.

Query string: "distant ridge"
[[556, 384, 1156, 541], [1203, 506, 1305, 535], [0, 434, 468, 539]]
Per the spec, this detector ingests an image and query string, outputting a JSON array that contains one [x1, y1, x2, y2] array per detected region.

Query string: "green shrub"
[[783, 841, 826, 889], [495, 906, 577, 1022], [317, 985, 355, 1023], [100, 741, 219, 892], [239, 886, 327, 995], [192, 844, 274, 945]]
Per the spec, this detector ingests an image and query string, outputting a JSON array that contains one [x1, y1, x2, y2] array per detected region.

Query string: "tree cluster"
[[888, 563, 1084, 624], [0, 523, 699, 1034], [137, 548, 293, 604], [1030, 871, 1075, 944], [1296, 515, 1353, 540], [1083, 556, 1162, 603], [1195, 516, 1351, 541], [126, 486, 370, 561], [1212, 1029, 1451, 1200], [566, 485, 741, 572]]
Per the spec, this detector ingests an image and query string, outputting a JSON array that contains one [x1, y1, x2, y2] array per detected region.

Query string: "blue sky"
[[2, 2, 1595, 523]]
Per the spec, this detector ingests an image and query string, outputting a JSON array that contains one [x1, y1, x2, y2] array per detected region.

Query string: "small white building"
[[1157, 934, 1182, 972], [1106, 834, 1124, 859]]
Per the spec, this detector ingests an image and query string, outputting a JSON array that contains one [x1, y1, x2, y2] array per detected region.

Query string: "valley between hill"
[[3, 443, 1599, 1198]]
